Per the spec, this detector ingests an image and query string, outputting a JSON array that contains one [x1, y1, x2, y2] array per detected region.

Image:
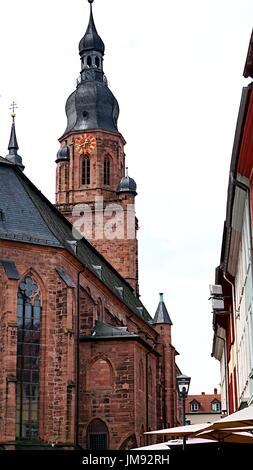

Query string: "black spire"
[[153, 293, 173, 325], [79, 0, 105, 57], [60, 0, 119, 138], [5, 105, 24, 171]]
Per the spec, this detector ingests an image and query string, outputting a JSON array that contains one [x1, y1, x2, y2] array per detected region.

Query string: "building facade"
[[211, 30, 253, 413], [185, 389, 222, 425], [0, 1, 181, 449]]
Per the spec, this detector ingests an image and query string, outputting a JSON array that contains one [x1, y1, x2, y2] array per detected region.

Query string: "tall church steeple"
[[56, 0, 139, 294], [5, 104, 24, 171]]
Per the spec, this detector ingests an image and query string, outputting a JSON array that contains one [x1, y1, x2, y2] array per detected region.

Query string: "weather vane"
[[9, 101, 18, 122]]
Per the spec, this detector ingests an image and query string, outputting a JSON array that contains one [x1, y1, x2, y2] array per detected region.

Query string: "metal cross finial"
[[9, 101, 18, 122]]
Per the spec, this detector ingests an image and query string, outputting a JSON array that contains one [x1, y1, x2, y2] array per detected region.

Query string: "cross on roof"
[[9, 101, 18, 113], [9, 101, 18, 122]]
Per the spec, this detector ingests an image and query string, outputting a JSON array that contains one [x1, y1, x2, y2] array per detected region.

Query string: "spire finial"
[[9, 101, 18, 122], [126, 166, 129, 177], [159, 293, 164, 302]]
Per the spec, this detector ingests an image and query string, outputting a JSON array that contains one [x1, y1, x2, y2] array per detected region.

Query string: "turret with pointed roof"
[[153, 293, 173, 325], [5, 110, 24, 171]]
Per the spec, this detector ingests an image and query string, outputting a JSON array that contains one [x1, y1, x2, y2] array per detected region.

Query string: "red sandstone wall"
[[0, 240, 164, 447], [56, 130, 139, 293]]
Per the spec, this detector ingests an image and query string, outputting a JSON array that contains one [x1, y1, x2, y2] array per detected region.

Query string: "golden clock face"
[[75, 134, 96, 154]]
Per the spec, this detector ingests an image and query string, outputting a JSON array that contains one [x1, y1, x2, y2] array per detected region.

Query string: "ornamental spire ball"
[[88, 0, 94, 3]]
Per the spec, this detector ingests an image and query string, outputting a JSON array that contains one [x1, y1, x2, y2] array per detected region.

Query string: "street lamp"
[[176, 374, 191, 450]]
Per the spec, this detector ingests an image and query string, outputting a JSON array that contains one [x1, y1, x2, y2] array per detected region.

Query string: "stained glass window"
[[16, 276, 41, 440]]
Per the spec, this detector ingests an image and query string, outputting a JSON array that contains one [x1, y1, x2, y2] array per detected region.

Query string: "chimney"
[[214, 388, 217, 395]]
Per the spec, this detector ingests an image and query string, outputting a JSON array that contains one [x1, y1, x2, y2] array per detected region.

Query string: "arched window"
[[87, 56, 92, 68], [95, 56, 100, 68], [16, 276, 41, 439], [139, 360, 144, 391], [82, 156, 90, 185], [87, 419, 109, 450], [104, 156, 110, 185], [87, 357, 113, 390]]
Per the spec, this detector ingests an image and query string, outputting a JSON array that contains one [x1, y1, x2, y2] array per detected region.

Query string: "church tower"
[[56, 0, 139, 294]]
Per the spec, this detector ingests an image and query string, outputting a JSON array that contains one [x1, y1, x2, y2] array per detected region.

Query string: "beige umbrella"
[[145, 422, 211, 438], [207, 405, 253, 430], [134, 437, 217, 450], [196, 428, 253, 444], [133, 442, 171, 450]]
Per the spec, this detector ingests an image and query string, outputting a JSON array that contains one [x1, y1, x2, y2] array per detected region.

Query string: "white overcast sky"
[[0, 0, 253, 395]]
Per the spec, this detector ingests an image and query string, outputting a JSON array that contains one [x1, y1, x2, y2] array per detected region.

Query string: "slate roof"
[[91, 321, 138, 338], [0, 158, 152, 324], [0, 165, 61, 247], [79, 4, 105, 55], [153, 294, 173, 325]]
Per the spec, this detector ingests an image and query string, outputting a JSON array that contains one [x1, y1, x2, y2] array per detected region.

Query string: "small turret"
[[117, 167, 137, 196], [153, 293, 173, 325], [56, 140, 70, 163]]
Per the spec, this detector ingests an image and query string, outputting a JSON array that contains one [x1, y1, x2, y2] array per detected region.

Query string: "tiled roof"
[[0, 158, 152, 325], [186, 393, 221, 414]]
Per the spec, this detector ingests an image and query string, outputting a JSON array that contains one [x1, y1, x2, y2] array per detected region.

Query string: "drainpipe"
[[145, 351, 152, 445], [75, 265, 86, 449], [223, 271, 237, 412]]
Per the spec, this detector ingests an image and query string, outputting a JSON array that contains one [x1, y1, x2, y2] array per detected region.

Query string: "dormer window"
[[190, 401, 200, 412], [212, 400, 221, 412]]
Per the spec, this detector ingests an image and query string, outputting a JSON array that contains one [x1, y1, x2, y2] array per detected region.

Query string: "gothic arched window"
[[104, 156, 110, 186], [82, 156, 90, 185], [16, 276, 41, 440], [87, 419, 109, 450]]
